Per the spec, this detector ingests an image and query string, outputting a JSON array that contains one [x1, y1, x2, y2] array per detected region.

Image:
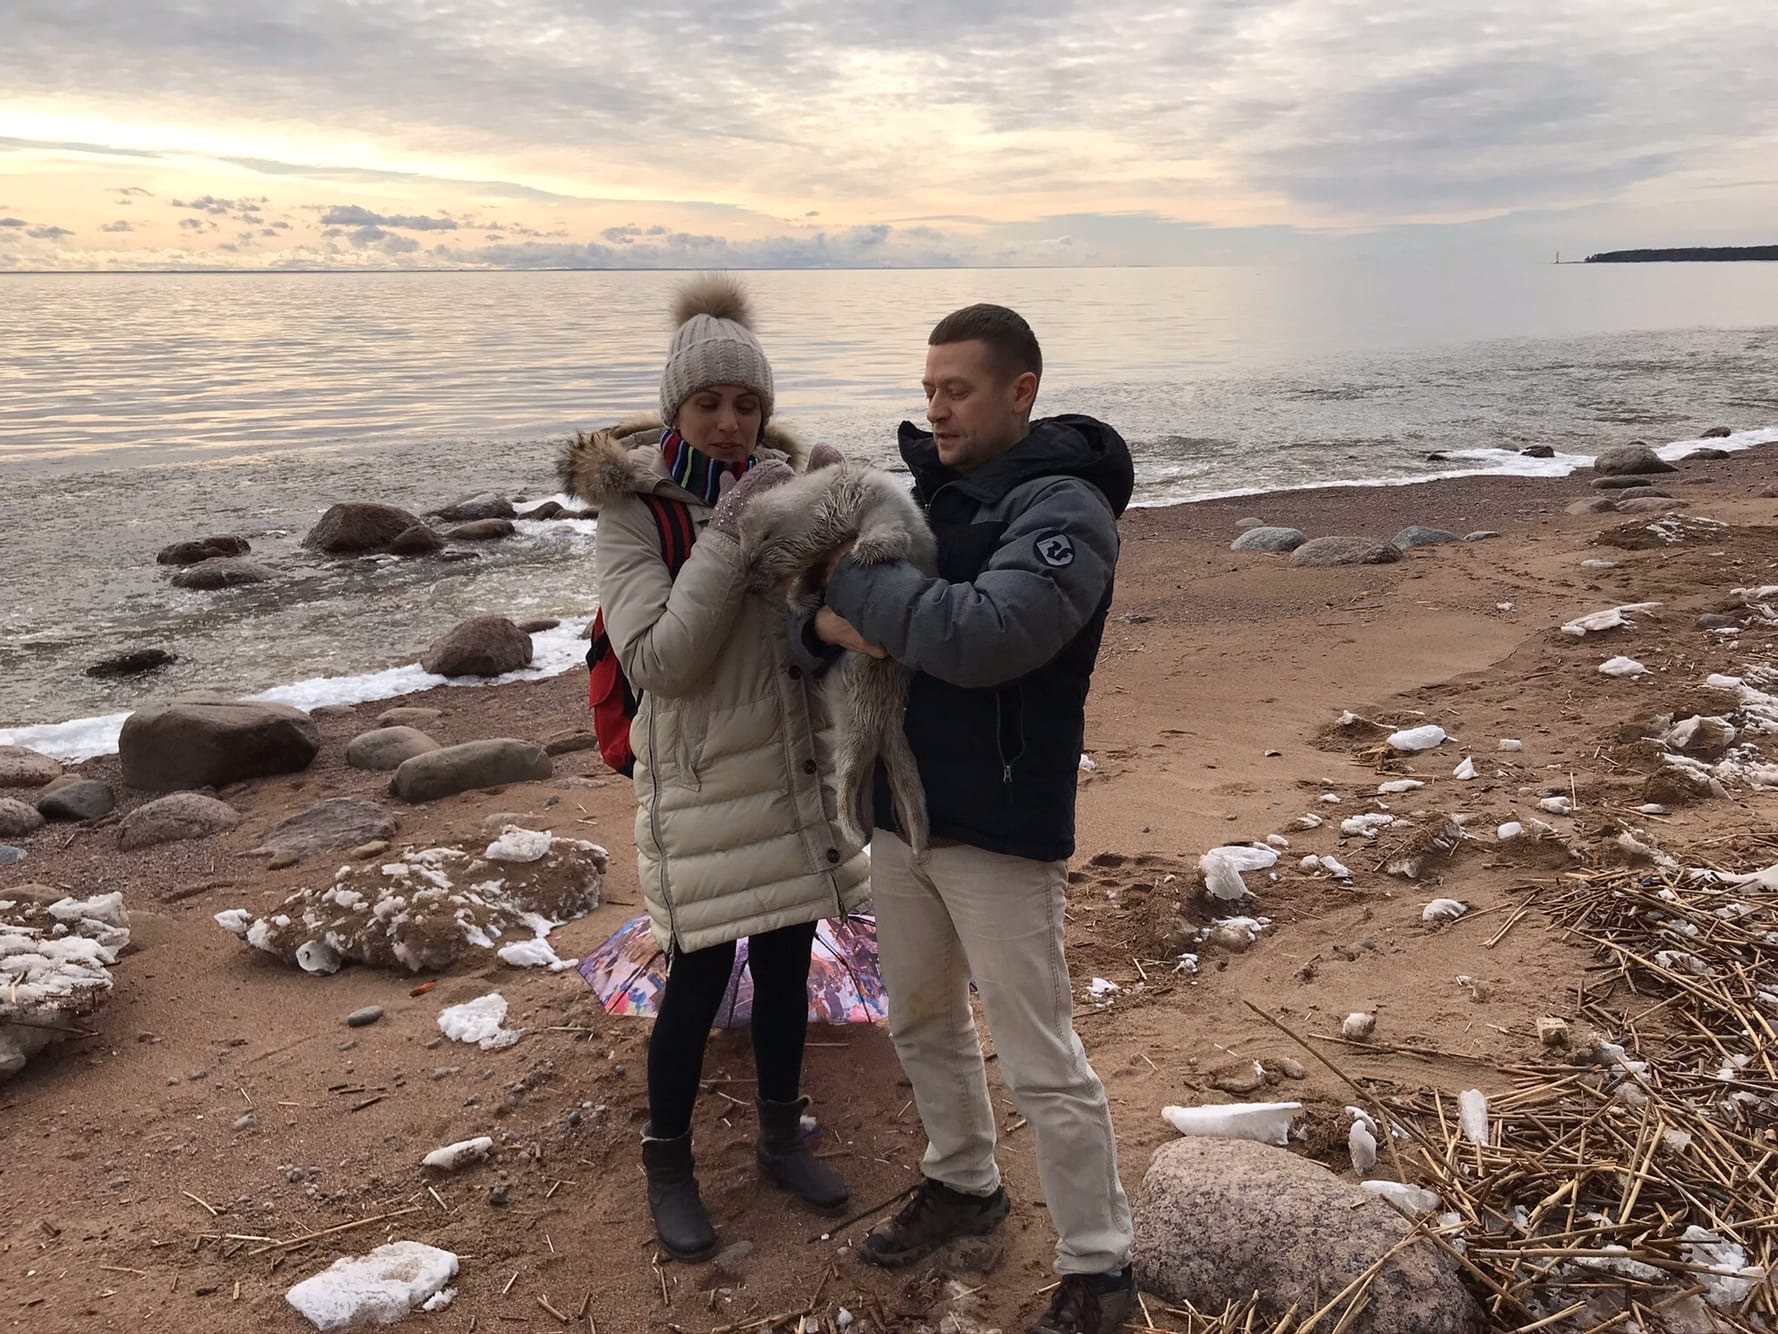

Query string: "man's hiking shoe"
[[1027, 1268, 1138, 1334], [859, 1178, 1010, 1268]]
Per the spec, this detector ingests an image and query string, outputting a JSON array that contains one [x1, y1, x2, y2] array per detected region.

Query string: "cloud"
[[320, 204, 458, 230], [101, 219, 135, 232], [179, 217, 215, 232], [172, 194, 236, 215], [0, 217, 25, 228], [26, 225, 73, 239]]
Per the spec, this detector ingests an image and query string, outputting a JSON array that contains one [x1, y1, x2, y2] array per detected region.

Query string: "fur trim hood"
[[556, 416, 807, 509]]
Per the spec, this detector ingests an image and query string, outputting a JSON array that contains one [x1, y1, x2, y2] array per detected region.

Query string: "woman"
[[561, 276, 870, 1262]]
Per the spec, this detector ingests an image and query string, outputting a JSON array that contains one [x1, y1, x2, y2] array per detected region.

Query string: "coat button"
[[788, 666, 803, 681], [802, 760, 818, 775], [825, 848, 841, 864]]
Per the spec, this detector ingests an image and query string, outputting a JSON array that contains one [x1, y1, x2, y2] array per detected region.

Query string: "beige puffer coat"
[[563, 418, 870, 954]]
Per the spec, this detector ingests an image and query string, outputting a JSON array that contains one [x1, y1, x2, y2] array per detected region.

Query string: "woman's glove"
[[709, 459, 795, 539]]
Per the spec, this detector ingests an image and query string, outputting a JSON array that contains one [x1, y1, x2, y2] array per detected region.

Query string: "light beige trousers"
[[870, 831, 1133, 1275]]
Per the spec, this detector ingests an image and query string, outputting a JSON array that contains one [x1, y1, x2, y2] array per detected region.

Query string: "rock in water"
[[302, 502, 427, 554], [285, 1242, 459, 1332], [420, 616, 533, 678], [119, 793, 241, 850], [521, 501, 565, 520], [515, 617, 560, 634], [119, 696, 320, 791], [443, 518, 515, 541], [1133, 1138, 1484, 1334], [1700, 425, 1732, 439], [1688, 447, 1731, 460], [157, 535, 250, 566], [1288, 537, 1403, 568], [0, 745, 62, 789], [1230, 526, 1307, 553], [36, 780, 116, 822], [85, 648, 178, 678], [0, 799, 45, 838], [434, 493, 516, 523], [390, 739, 552, 802], [1391, 526, 1462, 550], [346, 726, 442, 771], [1592, 443, 1675, 476], [256, 798, 398, 857], [1520, 444, 1555, 458], [387, 524, 445, 556], [170, 557, 274, 590]]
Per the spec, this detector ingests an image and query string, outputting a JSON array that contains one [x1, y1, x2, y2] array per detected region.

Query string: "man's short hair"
[[928, 304, 1042, 383]]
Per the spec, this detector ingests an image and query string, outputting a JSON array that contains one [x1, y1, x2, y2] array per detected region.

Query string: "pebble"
[[232, 1112, 256, 1132], [0, 845, 24, 865], [714, 1240, 754, 1275], [487, 1185, 510, 1207], [431, 1067, 459, 1081], [345, 1006, 385, 1028], [612, 1064, 626, 1077], [338, 1040, 357, 1052], [1276, 1057, 1307, 1080], [268, 849, 301, 870], [566, 1109, 582, 1127], [351, 840, 391, 858]]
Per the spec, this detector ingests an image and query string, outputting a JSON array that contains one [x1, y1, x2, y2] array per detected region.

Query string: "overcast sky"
[[3, 0, 1774, 270]]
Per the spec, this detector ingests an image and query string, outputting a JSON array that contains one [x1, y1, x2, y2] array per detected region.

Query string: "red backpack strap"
[[639, 494, 697, 576]]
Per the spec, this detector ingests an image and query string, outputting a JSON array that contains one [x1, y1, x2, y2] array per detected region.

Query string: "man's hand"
[[814, 606, 887, 659]]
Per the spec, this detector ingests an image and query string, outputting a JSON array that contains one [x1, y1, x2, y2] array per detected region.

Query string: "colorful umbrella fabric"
[[577, 913, 888, 1027]]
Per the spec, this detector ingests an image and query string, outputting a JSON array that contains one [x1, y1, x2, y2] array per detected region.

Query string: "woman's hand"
[[709, 460, 795, 539]]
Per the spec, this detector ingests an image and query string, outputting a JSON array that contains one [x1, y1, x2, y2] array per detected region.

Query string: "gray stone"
[[1697, 612, 1746, 630], [0, 845, 23, 865], [1567, 497, 1619, 515], [345, 1006, 384, 1028], [157, 536, 250, 566], [268, 850, 300, 869], [1133, 1138, 1483, 1334], [1689, 447, 1731, 460], [1612, 486, 1671, 502], [1593, 474, 1658, 490], [119, 697, 319, 792], [0, 798, 45, 838], [515, 618, 560, 634], [420, 616, 533, 678], [1391, 526, 1462, 550], [86, 648, 177, 678], [521, 501, 565, 520], [434, 493, 516, 523], [1234, 517, 1264, 531], [1519, 444, 1555, 458], [387, 524, 445, 556], [346, 726, 442, 771], [170, 557, 273, 590], [1592, 443, 1675, 476], [0, 745, 61, 789], [1230, 526, 1307, 554], [443, 518, 515, 542], [36, 780, 116, 822], [303, 502, 427, 554], [542, 729, 600, 757], [1700, 425, 1732, 439], [1463, 531, 1501, 542], [377, 707, 443, 727], [118, 792, 241, 850], [1288, 537, 1404, 568], [350, 840, 391, 859], [256, 797, 397, 857], [390, 739, 553, 803], [1615, 497, 1688, 514], [713, 1240, 754, 1276]]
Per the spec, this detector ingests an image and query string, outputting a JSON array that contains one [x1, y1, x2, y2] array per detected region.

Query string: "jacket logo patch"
[[1035, 534, 1075, 568]]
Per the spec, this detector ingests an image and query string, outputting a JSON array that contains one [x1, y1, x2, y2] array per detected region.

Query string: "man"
[[815, 304, 1137, 1334]]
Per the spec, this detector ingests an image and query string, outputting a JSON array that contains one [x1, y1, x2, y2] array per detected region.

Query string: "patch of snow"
[[1453, 757, 1478, 780], [1319, 854, 1353, 881], [1290, 813, 1324, 830], [422, 1289, 456, 1313], [1087, 977, 1120, 1001], [1560, 602, 1660, 637], [1377, 779, 1424, 795], [1077, 753, 1097, 773], [1387, 724, 1446, 752], [438, 993, 521, 1050], [1341, 813, 1395, 838], [1422, 899, 1468, 924], [1497, 822, 1525, 841], [1162, 1102, 1301, 1147], [497, 938, 573, 971], [1348, 1118, 1377, 1176], [1680, 1228, 1766, 1309], [1265, 834, 1290, 850], [1458, 1089, 1490, 1146], [486, 826, 554, 863], [1598, 656, 1647, 678], [285, 1241, 460, 1331], [1538, 796, 1574, 816], [1318, 792, 1341, 804]]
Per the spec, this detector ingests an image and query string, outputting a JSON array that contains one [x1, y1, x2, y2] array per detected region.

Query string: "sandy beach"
[[3, 445, 1776, 1333]]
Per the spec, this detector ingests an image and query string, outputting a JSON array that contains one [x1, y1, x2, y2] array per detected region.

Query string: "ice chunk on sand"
[[1340, 813, 1394, 838], [1561, 602, 1660, 636], [1422, 899, 1467, 924], [296, 940, 342, 975], [485, 826, 553, 863], [1538, 796, 1573, 815], [422, 1289, 456, 1313], [422, 1136, 493, 1171], [1377, 780, 1424, 795], [285, 1241, 459, 1331], [438, 994, 521, 1050], [1497, 738, 1523, 752], [1348, 1118, 1377, 1176], [1077, 753, 1097, 773], [1453, 757, 1477, 780], [1598, 656, 1647, 678], [1319, 854, 1353, 881], [1342, 1012, 1376, 1040], [1387, 725, 1446, 752], [497, 938, 572, 971], [1680, 1226, 1767, 1309], [1162, 1102, 1301, 1147], [1088, 977, 1120, 1001], [1290, 813, 1323, 830], [1265, 834, 1290, 850], [1361, 1180, 1442, 1216], [1319, 792, 1341, 804], [1458, 1089, 1490, 1145], [1497, 822, 1525, 841]]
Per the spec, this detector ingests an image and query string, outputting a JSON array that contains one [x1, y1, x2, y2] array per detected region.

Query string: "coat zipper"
[[645, 705, 679, 948]]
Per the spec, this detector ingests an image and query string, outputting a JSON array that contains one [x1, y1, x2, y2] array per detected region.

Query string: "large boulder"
[[157, 535, 249, 566], [1134, 1138, 1483, 1334], [346, 726, 442, 771], [36, 781, 116, 822], [390, 739, 552, 803], [255, 798, 397, 858], [118, 697, 320, 792], [1567, 497, 1619, 515], [1593, 474, 1658, 491], [443, 518, 515, 542], [387, 524, 445, 556], [420, 616, 533, 678], [1391, 526, 1462, 550], [1520, 444, 1555, 458], [434, 493, 516, 523], [1230, 526, 1307, 554], [1700, 425, 1732, 439], [0, 798, 45, 838], [1616, 497, 1687, 515], [1689, 447, 1731, 460], [0, 746, 61, 789], [85, 648, 177, 679], [1289, 537, 1404, 568], [1592, 443, 1675, 476], [118, 792, 240, 850], [170, 557, 274, 590], [303, 503, 427, 554]]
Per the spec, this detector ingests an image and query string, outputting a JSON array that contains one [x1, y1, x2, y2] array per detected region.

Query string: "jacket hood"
[[558, 416, 807, 508], [898, 414, 1135, 518]]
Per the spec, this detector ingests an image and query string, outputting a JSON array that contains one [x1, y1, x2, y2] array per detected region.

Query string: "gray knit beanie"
[[659, 274, 775, 429]]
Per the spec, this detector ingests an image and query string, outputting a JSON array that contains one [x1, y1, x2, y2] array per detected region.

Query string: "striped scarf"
[[660, 427, 755, 506]]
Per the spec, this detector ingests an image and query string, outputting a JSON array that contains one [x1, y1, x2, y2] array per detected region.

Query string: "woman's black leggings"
[[646, 919, 818, 1138]]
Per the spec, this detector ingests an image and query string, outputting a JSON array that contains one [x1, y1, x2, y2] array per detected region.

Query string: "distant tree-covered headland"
[[1585, 246, 1778, 263]]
